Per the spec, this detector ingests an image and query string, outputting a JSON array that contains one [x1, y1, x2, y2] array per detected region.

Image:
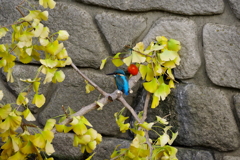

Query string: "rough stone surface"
[[143, 17, 201, 79], [0, 74, 16, 106], [79, 0, 224, 15], [174, 84, 240, 151], [223, 156, 240, 160], [38, 68, 134, 137], [203, 23, 240, 89], [45, 2, 108, 69], [0, 0, 28, 44], [228, 0, 240, 19], [177, 147, 215, 160], [95, 12, 147, 54], [92, 137, 130, 160], [52, 133, 83, 160], [233, 94, 240, 121], [5, 64, 56, 113]]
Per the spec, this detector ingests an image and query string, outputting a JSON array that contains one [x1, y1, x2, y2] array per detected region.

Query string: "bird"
[[107, 69, 129, 95]]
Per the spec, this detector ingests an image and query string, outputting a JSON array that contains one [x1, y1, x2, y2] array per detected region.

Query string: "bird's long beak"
[[106, 72, 115, 75]]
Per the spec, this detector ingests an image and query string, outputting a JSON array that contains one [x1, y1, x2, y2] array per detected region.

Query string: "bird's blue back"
[[114, 73, 129, 95]]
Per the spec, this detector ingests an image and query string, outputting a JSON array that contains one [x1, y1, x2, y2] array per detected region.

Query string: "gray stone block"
[[92, 137, 130, 160], [52, 133, 83, 160], [0, 75, 16, 106], [177, 147, 215, 160], [45, 2, 108, 69], [203, 23, 240, 89], [0, 1, 108, 69], [95, 12, 146, 54], [5, 64, 56, 113], [174, 84, 240, 151], [227, 0, 240, 19], [143, 17, 201, 79], [79, 0, 224, 15], [233, 94, 240, 121], [223, 156, 240, 160]]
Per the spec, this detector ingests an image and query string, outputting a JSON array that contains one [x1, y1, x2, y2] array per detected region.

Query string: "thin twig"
[[124, 45, 153, 58], [144, 130, 153, 159], [141, 92, 151, 123], [61, 105, 69, 118], [110, 153, 126, 160], [118, 96, 141, 123], [164, 72, 179, 83], [71, 63, 108, 97]]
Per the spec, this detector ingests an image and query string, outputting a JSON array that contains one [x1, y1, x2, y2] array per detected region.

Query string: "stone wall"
[[1, 0, 240, 159]]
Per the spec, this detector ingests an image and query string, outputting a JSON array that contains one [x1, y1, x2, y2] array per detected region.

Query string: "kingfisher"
[[107, 69, 129, 95]]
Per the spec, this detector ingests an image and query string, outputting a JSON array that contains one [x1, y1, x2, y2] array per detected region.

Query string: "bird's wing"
[[115, 75, 129, 95]]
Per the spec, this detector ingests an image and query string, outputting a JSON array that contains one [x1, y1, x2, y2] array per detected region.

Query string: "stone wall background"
[[1, 0, 240, 159]]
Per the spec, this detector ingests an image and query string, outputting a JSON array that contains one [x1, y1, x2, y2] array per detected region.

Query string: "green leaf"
[[40, 59, 58, 68], [71, 121, 87, 135], [154, 82, 170, 101], [87, 140, 97, 151], [80, 116, 93, 127], [32, 22, 44, 37], [16, 92, 29, 105], [23, 108, 36, 121], [56, 48, 68, 59], [39, 0, 56, 9], [86, 153, 96, 160], [168, 39, 181, 51], [169, 79, 175, 88], [44, 119, 56, 131], [151, 95, 160, 109], [139, 64, 154, 81], [143, 78, 158, 93], [156, 36, 168, 46], [0, 27, 8, 39], [45, 140, 55, 155], [158, 133, 169, 147], [40, 27, 50, 38], [0, 104, 12, 120], [20, 141, 37, 154], [8, 151, 26, 160], [168, 131, 178, 145], [123, 55, 132, 66], [139, 122, 154, 130], [96, 101, 104, 110], [112, 52, 124, 67], [0, 90, 3, 101], [160, 49, 178, 61], [85, 80, 95, 93], [131, 50, 146, 63], [167, 68, 174, 80], [32, 94, 46, 108], [156, 116, 169, 125], [139, 64, 147, 80], [45, 40, 63, 56], [39, 11, 49, 21], [33, 81, 40, 93], [52, 70, 65, 83], [57, 30, 69, 41], [100, 58, 107, 70]]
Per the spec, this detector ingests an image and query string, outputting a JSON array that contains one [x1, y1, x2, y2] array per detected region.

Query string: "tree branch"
[[144, 130, 153, 159], [71, 63, 109, 97], [117, 96, 141, 123], [141, 92, 151, 123], [52, 90, 121, 133]]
